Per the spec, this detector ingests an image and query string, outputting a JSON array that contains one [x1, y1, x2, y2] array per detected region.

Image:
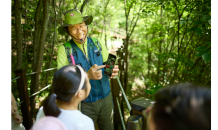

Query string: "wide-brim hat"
[[58, 9, 93, 35]]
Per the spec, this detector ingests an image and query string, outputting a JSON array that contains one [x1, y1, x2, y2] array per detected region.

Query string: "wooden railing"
[[111, 46, 154, 130], [12, 67, 57, 129]]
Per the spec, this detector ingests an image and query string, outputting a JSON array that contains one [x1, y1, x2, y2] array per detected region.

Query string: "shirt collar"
[[73, 37, 87, 47]]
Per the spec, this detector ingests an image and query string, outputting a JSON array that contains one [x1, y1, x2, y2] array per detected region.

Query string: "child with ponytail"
[[35, 65, 94, 130]]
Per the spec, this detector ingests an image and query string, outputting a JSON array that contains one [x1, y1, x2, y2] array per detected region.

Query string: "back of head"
[[151, 83, 211, 130], [43, 65, 87, 117]]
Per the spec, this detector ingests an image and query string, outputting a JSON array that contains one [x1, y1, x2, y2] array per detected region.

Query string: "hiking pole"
[[113, 76, 132, 112]]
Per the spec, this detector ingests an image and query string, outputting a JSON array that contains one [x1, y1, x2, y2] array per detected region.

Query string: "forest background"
[[8, 0, 212, 125]]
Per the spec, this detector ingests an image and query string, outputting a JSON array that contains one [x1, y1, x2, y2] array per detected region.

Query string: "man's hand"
[[12, 113, 23, 124], [111, 65, 119, 78], [87, 64, 105, 80], [11, 103, 18, 115]]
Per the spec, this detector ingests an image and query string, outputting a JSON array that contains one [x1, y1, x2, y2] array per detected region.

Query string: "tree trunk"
[[147, 42, 151, 79], [30, 0, 43, 117], [124, 35, 129, 94], [58, 0, 63, 23], [105, 33, 107, 49], [14, 0, 23, 69], [101, 0, 110, 38], [74, 0, 79, 9], [32, 0, 43, 72], [46, 0, 57, 86], [157, 35, 162, 84], [80, 0, 90, 13], [23, 0, 27, 52], [30, 0, 49, 117], [123, 0, 143, 93], [63, 0, 65, 14], [61, 0, 65, 25], [157, 4, 163, 84]]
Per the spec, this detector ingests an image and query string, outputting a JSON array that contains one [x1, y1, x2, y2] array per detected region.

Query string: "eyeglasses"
[[70, 24, 87, 34]]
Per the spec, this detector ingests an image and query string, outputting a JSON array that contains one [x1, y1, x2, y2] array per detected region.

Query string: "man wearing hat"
[[57, 9, 119, 130]]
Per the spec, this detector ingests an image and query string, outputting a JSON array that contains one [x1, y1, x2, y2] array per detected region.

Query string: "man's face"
[[68, 22, 87, 44]]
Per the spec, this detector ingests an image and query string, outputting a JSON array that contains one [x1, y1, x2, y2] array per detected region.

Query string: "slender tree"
[[29, 0, 43, 117], [123, 0, 144, 93], [80, 0, 90, 13], [46, 0, 58, 86], [14, 0, 23, 69], [30, 0, 49, 117]]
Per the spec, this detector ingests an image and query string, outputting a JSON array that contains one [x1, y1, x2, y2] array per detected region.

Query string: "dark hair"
[[64, 27, 69, 34], [151, 83, 211, 130], [43, 65, 87, 117]]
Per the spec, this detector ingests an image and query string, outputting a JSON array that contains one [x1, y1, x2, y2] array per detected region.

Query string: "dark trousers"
[[81, 93, 114, 130]]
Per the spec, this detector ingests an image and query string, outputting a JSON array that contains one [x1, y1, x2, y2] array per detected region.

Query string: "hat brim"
[[58, 16, 93, 35]]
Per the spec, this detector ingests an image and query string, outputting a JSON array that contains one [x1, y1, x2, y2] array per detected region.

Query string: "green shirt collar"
[[73, 37, 87, 47]]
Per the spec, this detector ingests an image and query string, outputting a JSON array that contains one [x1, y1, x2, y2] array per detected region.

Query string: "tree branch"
[[129, 3, 144, 38], [124, 0, 127, 17], [172, 0, 180, 18], [129, 15, 136, 34], [127, 1, 134, 17], [179, 1, 192, 18], [80, 0, 90, 13]]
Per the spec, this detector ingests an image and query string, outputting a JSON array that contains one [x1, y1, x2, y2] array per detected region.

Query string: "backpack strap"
[[64, 38, 102, 65], [63, 41, 76, 65], [91, 38, 102, 54]]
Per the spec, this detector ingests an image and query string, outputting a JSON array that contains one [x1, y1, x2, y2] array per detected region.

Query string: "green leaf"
[[202, 15, 210, 21], [208, 20, 211, 25], [193, 21, 202, 25], [145, 90, 152, 95], [180, 20, 186, 25], [205, 41, 211, 44], [196, 28, 202, 35], [12, 19, 15, 24], [109, 66, 113, 69], [194, 13, 201, 16], [202, 52, 211, 64], [105, 68, 111, 71], [187, 27, 197, 32], [188, 17, 193, 21], [196, 46, 208, 52], [150, 89, 155, 94], [202, 23, 206, 29], [195, 51, 207, 57]]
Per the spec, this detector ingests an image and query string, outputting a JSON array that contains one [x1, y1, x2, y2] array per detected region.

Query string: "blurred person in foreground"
[[11, 92, 26, 130], [146, 83, 211, 130], [31, 116, 67, 130]]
